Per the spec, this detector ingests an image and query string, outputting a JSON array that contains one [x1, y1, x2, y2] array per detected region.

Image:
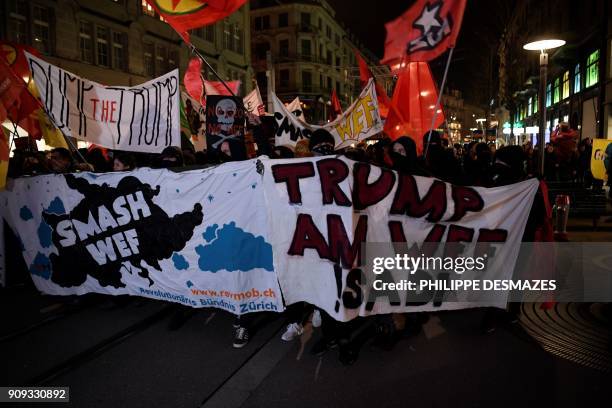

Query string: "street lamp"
[[523, 39, 565, 177]]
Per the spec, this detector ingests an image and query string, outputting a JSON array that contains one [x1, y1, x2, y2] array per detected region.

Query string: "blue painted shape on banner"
[[186, 280, 194, 288], [46, 197, 66, 215], [172, 253, 189, 270], [37, 220, 53, 248], [20, 206, 33, 221], [203, 224, 218, 243], [195, 222, 273, 272], [30, 252, 51, 279]]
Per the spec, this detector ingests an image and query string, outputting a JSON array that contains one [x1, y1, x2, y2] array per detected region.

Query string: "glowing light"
[[523, 39, 565, 51]]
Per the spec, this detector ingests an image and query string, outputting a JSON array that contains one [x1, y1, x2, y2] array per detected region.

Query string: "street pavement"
[[1, 217, 611, 407]]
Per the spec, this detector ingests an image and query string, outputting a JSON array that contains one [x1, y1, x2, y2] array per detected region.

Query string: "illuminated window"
[[574, 64, 581, 93], [141, 0, 155, 17], [546, 83, 552, 107], [527, 97, 532, 116], [143, 43, 154, 76], [586, 50, 599, 87], [533, 93, 538, 114], [562, 71, 570, 99], [223, 20, 231, 49], [553, 77, 560, 104]]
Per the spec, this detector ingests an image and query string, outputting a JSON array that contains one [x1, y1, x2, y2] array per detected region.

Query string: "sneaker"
[[233, 317, 240, 329], [233, 326, 249, 348], [311, 310, 322, 328], [281, 323, 304, 341]]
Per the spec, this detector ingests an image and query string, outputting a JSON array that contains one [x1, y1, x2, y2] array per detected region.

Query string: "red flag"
[[383, 62, 445, 153], [0, 58, 42, 138], [144, 0, 247, 44], [203, 80, 240, 96], [355, 50, 392, 118], [381, 0, 467, 68], [0, 41, 40, 80], [329, 89, 342, 121], [184, 57, 204, 104]]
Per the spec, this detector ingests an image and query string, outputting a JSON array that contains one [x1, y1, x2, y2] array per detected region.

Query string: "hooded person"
[[421, 131, 462, 183], [309, 129, 335, 156], [389, 136, 431, 176]]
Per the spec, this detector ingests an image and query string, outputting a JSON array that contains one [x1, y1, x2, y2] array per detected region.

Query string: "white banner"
[[285, 97, 305, 121], [262, 156, 539, 321], [26, 53, 180, 153], [243, 87, 265, 125], [1, 160, 283, 314], [273, 79, 383, 150]]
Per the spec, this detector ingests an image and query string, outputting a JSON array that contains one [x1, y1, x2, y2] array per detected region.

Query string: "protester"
[[113, 152, 136, 171], [47, 147, 75, 173]]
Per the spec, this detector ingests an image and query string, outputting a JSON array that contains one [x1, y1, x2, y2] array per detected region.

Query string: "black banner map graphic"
[[43, 175, 203, 288]]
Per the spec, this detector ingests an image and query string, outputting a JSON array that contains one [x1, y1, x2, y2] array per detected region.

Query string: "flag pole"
[[424, 47, 454, 157], [189, 45, 239, 98]]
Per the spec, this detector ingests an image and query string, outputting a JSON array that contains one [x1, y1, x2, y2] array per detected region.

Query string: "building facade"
[[250, 0, 390, 124], [1, 0, 253, 93], [497, 0, 611, 145]]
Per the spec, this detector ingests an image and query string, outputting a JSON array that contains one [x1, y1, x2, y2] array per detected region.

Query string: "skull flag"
[[381, 0, 467, 68], [206, 95, 246, 160]]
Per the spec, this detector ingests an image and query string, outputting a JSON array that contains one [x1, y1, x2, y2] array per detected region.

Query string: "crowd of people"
[[4, 118, 596, 365]]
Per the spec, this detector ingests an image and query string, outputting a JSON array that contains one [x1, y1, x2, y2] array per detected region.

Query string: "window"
[[586, 50, 599, 87], [141, 0, 156, 17], [155, 44, 167, 75], [335, 34, 340, 46], [79, 21, 94, 64], [553, 77, 560, 104], [574, 64, 581, 93], [301, 39, 311, 59], [301, 13, 311, 28], [546, 83, 552, 107], [223, 20, 231, 49], [280, 69, 289, 88], [232, 23, 243, 53], [112, 32, 127, 71], [562, 71, 570, 99], [279, 39, 289, 58], [7, 0, 28, 44], [533, 93, 538, 114], [143, 43, 155, 76], [168, 50, 178, 70], [326, 50, 332, 65], [327, 77, 332, 91], [326, 25, 332, 39], [32, 4, 51, 54], [192, 25, 215, 43], [335, 56, 340, 71], [278, 13, 288, 27], [303, 71, 312, 92], [254, 15, 270, 30], [96, 26, 110, 67]]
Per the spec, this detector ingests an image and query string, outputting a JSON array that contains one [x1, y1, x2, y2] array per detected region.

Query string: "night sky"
[[329, 0, 515, 106]]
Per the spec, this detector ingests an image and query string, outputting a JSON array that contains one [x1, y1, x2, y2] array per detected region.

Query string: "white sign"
[[273, 79, 383, 150], [26, 53, 180, 153], [2, 160, 283, 314], [262, 156, 539, 321]]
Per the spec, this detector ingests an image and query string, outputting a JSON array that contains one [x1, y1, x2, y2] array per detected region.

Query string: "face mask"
[[312, 143, 334, 156]]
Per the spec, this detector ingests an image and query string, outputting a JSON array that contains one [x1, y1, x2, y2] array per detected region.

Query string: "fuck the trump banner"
[[2, 157, 538, 319], [25, 53, 180, 153], [262, 157, 539, 321], [2, 160, 283, 314], [273, 79, 383, 150]]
